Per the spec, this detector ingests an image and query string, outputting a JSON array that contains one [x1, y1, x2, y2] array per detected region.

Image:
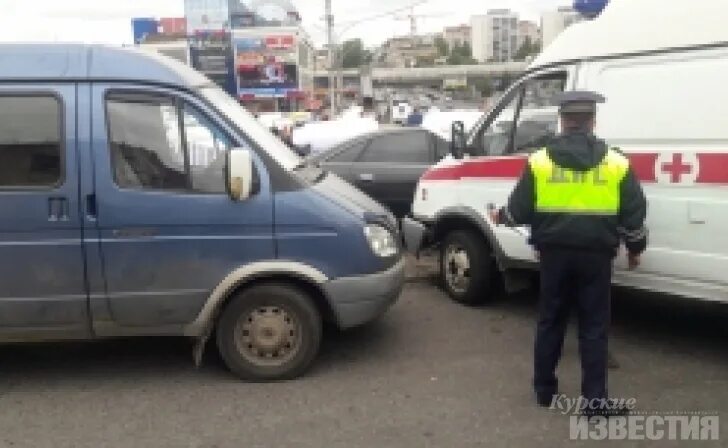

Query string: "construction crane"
[[394, 7, 448, 40]]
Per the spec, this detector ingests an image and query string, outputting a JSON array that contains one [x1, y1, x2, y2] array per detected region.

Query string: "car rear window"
[[359, 132, 431, 164]]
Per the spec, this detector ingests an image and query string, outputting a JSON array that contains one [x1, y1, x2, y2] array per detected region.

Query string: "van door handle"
[[359, 173, 375, 182], [86, 194, 97, 221], [47, 197, 69, 222]]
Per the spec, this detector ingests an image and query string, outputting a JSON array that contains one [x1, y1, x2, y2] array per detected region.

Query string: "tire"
[[440, 230, 498, 305], [216, 283, 322, 381]]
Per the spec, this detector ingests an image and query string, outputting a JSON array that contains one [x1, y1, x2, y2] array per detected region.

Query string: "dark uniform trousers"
[[534, 247, 612, 400]]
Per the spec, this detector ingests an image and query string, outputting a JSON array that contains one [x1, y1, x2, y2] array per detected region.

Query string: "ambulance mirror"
[[451, 121, 466, 159]]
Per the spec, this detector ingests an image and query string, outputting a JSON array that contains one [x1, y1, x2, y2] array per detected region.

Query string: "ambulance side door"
[[580, 48, 728, 300], [465, 67, 575, 263]]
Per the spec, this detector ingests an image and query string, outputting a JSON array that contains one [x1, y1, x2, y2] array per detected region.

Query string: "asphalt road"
[[0, 262, 727, 448]]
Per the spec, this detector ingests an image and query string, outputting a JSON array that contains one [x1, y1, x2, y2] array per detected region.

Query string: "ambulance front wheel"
[[440, 230, 498, 305]]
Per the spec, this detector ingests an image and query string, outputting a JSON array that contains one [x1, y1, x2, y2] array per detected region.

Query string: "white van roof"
[[531, 0, 728, 69]]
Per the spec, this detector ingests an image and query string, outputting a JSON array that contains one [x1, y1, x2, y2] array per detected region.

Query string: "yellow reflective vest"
[[529, 147, 630, 216]]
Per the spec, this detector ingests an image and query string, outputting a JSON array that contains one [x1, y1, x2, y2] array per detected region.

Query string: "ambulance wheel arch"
[[431, 207, 506, 304]]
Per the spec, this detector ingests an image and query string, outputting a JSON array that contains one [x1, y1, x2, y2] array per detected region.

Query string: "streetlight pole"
[[321, 0, 428, 117], [325, 0, 337, 116]]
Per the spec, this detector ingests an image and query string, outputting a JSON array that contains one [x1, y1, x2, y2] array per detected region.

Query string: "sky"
[[0, 0, 570, 47]]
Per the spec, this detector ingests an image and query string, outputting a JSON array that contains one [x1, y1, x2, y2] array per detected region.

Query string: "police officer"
[[490, 91, 648, 414]]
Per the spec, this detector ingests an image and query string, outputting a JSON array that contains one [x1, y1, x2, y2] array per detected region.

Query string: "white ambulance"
[[403, 0, 728, 304]]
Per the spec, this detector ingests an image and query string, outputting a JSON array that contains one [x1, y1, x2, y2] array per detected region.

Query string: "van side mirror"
[[450, 121, 466, 159], [226, 149, 254, 201]]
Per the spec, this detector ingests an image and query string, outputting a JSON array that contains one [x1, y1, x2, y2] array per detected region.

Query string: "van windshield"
[[199, 86, 301, 171]]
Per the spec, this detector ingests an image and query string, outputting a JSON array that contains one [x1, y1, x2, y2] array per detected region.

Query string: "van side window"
[[0, 96, 62, 188], [107, 93, 235, 194], [183, 105, 232, 194], [107, 96, 187, 190], [477, 72, 565, 156]]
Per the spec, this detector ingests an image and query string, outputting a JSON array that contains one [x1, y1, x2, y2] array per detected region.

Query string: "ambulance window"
[[478, 90, 520, 157], [512, 75, 565, 154], [478, 72, 566, 156]]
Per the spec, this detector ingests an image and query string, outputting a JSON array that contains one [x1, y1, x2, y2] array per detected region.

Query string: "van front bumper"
[[324, 258, 405, 329]]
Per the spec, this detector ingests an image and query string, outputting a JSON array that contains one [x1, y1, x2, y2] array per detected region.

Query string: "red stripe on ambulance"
[[696, 154, 728, 184], [625, 153, 658, 182], [421, 157, 527, 181], [421, 152, 728, 185]]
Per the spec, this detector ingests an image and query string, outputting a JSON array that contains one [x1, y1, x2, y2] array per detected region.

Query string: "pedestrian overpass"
[[314, 62, 529, 91]]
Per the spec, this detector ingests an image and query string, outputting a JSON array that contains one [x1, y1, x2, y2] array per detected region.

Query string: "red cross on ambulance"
[[655, 152, 699, 185]]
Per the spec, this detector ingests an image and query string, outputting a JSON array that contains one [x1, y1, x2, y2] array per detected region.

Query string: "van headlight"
[[364, 225, 398, 258]]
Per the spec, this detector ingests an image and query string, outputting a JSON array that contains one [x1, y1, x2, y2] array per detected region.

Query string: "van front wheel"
[[440, 230, 496, 305], [216, 283, 322, 381]]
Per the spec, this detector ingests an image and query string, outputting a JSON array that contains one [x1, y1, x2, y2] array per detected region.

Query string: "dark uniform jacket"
[[500, 132, 648, 255]]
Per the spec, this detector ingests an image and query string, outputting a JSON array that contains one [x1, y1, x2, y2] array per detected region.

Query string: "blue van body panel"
[[87, 46, 211, 87], [0, 44, 211, 89], [88, 83, 275, 327], [0, 83, 89, 333], [0, 45, 88, 79], [274, 189, 381, 279], [0, 44, 404, 338], [75, 82, 113, 326]]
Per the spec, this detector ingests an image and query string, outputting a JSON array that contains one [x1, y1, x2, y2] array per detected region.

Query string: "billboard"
[[184, 0, 236, 95], [228, 0, 301, 28], [573, 0, 609, 18], [189, 34, 236, 94], [185, 0, 230, 33], [159, 17, 187, 35], [132, 17, 187, 43], [234, 34, 298, 97], [132, 18, 159, 44]]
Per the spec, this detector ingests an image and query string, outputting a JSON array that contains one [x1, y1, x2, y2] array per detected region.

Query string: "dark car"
[[309, 128, 450, 217]]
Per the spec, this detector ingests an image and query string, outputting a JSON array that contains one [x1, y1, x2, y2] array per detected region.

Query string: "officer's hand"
[[627, 253, 640, 270]]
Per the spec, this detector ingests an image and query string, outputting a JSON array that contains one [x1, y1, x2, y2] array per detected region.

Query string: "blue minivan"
[[0, 44, 404, 380]]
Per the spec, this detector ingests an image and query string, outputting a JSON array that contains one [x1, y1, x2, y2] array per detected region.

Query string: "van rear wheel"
[[440, 230, 497, 305], [216, 283, 322, 381]]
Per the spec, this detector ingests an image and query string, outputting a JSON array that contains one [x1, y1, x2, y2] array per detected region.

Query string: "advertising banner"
[[234, 34, 299, 97], [184, 0, 237, 95], [132, 18, 159, 44], [159, 17, 187, 35], [228, 0, 301, 28], [184, 0, 230, 33]]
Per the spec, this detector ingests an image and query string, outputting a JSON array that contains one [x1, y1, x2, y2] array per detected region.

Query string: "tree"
[[461, 41, 473, 59], [472, 77, 493, 97], [532, 39, 542, 54], [415, 55, 436, 67], [515, 37, 542, 61], [447, 42, 477, 65], [434, 35, 449, 57], [341, 38, 372, 68]]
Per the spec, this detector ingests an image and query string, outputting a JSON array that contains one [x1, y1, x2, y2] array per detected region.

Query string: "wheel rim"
[[234, 306, 302, 367], [444, 243, 471, 294]]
